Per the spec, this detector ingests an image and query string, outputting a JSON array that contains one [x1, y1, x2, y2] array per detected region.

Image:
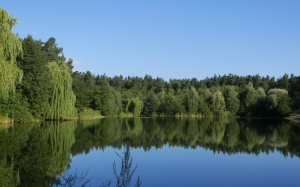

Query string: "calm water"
[[1, 118, 300, 186]]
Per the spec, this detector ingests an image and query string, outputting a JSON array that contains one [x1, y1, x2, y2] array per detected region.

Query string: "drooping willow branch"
[[45, 62, 77, 120], [0, 60, 22, 100], [0, 8, 23, 100]]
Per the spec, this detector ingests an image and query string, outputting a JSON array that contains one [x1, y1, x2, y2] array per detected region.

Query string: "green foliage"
[[256, 87, 266, 98], [0, 90, 35, 123], [244, 83, 258, 108], [45, 62, 77, 120], [0, 8, 23, 101], [210, 90, 225, 114], [254, 87, 267, 116], [0, 61, 22, 100], [277, 74, 289, 90], [16, 36, 51, 119], [181, 87, 199, 115], [141, 91, 159, 116], [78, 108, 101, 119], [0, 158, 20, 187], [6, 92, 34, 123], [224, 87, 240, 114], [158, 92, 184, 116], [93, 88, 122, 116], [239, 83, 258, 116], [0, 113, 10, 124], [266, 89, 291, 117], [42, 37, 65, 62], [125, 97, 144, 116], [198, 95, 212, 116], [72, 71, 93, 110], [0, 9, 22, 63]]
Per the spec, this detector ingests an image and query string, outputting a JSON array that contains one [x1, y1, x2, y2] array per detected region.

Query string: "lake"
[[1, 118, 300, 187]]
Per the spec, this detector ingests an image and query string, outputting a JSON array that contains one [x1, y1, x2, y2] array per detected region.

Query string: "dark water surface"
[[1, 118, 300, 186]]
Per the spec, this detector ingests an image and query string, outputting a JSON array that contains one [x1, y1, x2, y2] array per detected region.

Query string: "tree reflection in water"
[[113, 146, 142, 187], [55, 145, 142, 187], [2, 118, 300, 186]]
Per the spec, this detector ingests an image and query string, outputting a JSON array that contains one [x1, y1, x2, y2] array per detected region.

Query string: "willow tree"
[[0, 8, 23, 100], [45, 62, 77, 120], [125, 97, 144, 116]]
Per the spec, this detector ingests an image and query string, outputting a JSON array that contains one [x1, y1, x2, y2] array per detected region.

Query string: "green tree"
[[0, 8, 23, 101], [16, 35, 51, 119], [72, 71, 91, 110], [92, 88, 122, 116], [266, 88, 291, 117], [239, 82, 258, 116], [255, 87, 267, 116], [198, 95, 211, 116], [42, 37, 65, 62], [224, 87, 240, 114], [125, 97, 144, 116], [277, 74, 289, 90], [159, 91, 184, 116], [45, 62, 77, 120], [141, 91, 159, 116], [210, 91, 225, 114], [197, 88, 212, 116], [182, 87, 199, 115]]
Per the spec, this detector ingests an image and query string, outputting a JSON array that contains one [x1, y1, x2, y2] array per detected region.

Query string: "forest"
[[0, 7, 300, 123]]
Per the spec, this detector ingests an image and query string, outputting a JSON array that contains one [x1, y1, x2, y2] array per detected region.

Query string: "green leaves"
[[225, 88, 240, 114], [16, 36, 50, 119], [0, 8, 22, 64], [267, 88, 291, 117], [0, 8, 23, 101], [45, 62, 77, 120], [210, 91, 226, 114]]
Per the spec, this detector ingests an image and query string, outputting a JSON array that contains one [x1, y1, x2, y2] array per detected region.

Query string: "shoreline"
[[284, 115, 300, 123], [1, 114, 300, 124]]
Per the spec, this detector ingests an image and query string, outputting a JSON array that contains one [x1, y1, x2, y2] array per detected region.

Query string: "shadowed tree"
[[141, 91, 159, 116], [239, 82, 258, 116], [16, 35, 51, 119], [224, 87, 240, 114], [266, 88, 291, 117]]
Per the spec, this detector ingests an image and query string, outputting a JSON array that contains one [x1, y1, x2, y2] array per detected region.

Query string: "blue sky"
[[1, 1, 299, 80]]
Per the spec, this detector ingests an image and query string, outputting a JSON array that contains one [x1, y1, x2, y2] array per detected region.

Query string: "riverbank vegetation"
[[0, 7, 300, 123]]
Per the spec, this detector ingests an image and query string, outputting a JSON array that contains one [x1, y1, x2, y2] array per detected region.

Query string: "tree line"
[[72, 71, 299, 118], [0, 8, 299, 123]]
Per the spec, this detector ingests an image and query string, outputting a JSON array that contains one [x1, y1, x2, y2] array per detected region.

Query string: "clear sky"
[[1, 1, 299, 80]]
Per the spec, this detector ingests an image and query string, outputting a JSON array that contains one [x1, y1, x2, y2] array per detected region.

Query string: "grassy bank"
[[78, 108, 103, 120]]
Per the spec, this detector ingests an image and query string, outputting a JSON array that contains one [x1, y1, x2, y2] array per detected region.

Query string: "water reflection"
[[100, 145, 142, 187], [72, 118, 300, 157], [55, 145, 141, 187], [0, 118, 300, 186], [0, 121, 77, 187]]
